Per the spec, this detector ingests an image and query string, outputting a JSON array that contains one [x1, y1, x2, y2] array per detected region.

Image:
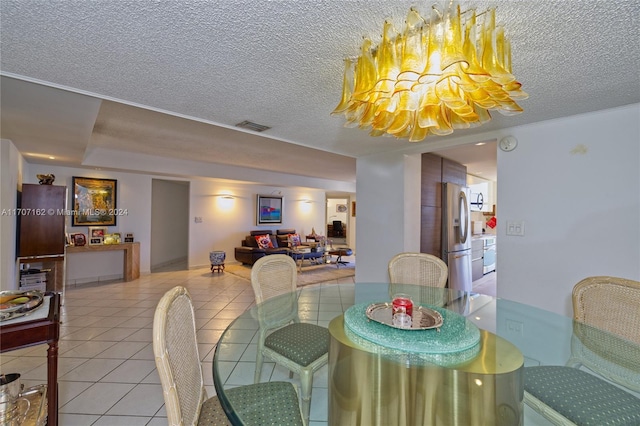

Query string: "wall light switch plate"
[[506, 220, 525, 236]]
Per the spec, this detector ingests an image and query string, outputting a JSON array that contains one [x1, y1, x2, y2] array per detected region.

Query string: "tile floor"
[[1, 258, 501, 426]]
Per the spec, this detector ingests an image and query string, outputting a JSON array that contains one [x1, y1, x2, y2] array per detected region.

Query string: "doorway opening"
[[434, 140, 497, 297], [326, 197, 349, 246], [150, 179, 189, 272]]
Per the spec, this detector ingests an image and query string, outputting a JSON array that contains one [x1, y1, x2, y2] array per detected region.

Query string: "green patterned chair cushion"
[[227, 381, 304, 425], [265, 322, 330, 366], [197, 395, 232, 425], [525, 366, 640, 426]]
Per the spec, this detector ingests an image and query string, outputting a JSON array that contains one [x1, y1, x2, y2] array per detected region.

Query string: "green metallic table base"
[[328, 315, 524, 425]]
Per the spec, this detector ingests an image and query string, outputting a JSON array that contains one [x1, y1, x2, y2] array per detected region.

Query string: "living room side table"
[[0, 292, 61, 426]]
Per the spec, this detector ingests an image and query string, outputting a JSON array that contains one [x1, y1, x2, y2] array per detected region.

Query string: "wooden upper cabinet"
[[17, 184, 66, 257], [442, 157, 467, 186]]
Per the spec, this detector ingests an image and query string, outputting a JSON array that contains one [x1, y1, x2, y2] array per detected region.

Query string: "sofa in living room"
[[234, 229, 325, 266]]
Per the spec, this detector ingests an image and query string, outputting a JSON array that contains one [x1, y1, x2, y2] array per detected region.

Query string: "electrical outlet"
[[194, 217, 203, 223], [506, 319, 524, 335]]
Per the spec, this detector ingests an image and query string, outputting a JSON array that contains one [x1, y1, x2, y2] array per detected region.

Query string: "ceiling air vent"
[[235, 120, 271, 132]]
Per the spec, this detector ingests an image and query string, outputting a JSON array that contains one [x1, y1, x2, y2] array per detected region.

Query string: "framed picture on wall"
[[72, 176, 118, 226], [256, 194, 283, 225], [336, 204, 347, 213]]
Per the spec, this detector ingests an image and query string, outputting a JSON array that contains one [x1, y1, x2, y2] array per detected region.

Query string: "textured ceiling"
[[1, 0, 639, 183]]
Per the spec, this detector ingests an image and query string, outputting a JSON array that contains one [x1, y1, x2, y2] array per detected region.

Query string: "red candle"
[[392, 295, 413, 317]]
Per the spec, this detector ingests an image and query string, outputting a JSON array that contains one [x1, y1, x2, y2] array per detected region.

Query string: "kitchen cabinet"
[[471, 239, 484, 281]]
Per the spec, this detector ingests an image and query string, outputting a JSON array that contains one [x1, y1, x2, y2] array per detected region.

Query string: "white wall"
[[15, 161, 330, 285], [356, 104, 640, 316], [496, 104, 640, 315], [0, 139, 25, 289], [188, 181, 327, 268], [355, 153, 421, 283]]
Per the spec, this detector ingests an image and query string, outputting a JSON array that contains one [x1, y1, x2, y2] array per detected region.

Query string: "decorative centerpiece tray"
[[344, 302, 481, 358], [0, 290, 44, 321], [366, 302, 443, 330]]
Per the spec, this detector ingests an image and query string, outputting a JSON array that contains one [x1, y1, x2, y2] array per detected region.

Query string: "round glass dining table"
[[213, 282, 640, 425]]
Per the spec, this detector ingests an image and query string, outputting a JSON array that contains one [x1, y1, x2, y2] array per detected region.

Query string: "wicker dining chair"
[[250, 255, 329, 424], [524, 276, 640, 426], [153, 286, 304, 426], [388, 252, 448, 306]]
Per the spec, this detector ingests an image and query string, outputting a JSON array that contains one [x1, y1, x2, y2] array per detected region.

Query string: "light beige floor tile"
[[59, 358, 125, 382], [121, 328, 153, 342], [129, 343, 154, 360], [91, 327, 139, 342], [58, 380, 94, 406], [58, 413, 101, 425], [106, 383, 165, 416], [93, 415, 151, 425], [60, 341, 118, 358], [22, 357, 88, 381], [100, 359, 156, 383], [59, 382, 136, 414], [61, 327, 113, 341], [115, 316, 153, 329], [95, 341, 148, 359]]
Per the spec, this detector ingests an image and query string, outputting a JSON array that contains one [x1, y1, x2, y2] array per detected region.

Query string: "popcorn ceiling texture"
[[1, 1, 638, 177]]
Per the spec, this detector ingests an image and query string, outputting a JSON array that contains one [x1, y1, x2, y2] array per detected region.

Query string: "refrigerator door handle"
[[458, 190, 469, 244]]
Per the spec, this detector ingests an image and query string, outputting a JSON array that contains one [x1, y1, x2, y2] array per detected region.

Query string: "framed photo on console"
[[256, 194, 283, 225], [72, 233, 86, 246], [89, 236, 103, 245]]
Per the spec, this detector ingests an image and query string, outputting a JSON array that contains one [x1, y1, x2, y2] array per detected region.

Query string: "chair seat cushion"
[[265, 323, 329, 366], [225, 381, 304, 425], [197, 395, 232, 425], [525, 366, 640, 426]]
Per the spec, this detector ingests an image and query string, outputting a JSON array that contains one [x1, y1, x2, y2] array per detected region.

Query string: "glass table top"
[[212, 282, 640, 425]]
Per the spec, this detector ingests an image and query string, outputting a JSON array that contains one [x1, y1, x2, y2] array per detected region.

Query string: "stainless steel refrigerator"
[[442, 182, 473, 292]]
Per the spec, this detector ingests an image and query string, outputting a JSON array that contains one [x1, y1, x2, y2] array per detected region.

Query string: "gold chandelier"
[[331, 1, 528, 142]]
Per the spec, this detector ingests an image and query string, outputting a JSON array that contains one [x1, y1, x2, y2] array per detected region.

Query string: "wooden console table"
[[0, 293, 61, 426], [66, 242, 140, 281]]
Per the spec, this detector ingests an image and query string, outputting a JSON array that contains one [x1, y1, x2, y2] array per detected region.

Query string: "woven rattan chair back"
[[572, 276, 640, 344], [250, 254, 329, 423], [388, 252, 448, 287], [388, 253, 449, 306], [153, 286, 207, 425], [251, 254, 298, 304]]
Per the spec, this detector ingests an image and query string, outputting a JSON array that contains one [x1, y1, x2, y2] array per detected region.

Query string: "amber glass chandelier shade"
[[331, 1, 527, 142]]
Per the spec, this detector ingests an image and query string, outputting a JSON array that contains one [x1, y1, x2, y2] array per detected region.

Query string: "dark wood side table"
[[0, 293, 61, 426]]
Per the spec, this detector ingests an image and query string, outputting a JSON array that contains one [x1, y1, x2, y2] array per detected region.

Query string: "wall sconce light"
[[216, 193, 235, 211]]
